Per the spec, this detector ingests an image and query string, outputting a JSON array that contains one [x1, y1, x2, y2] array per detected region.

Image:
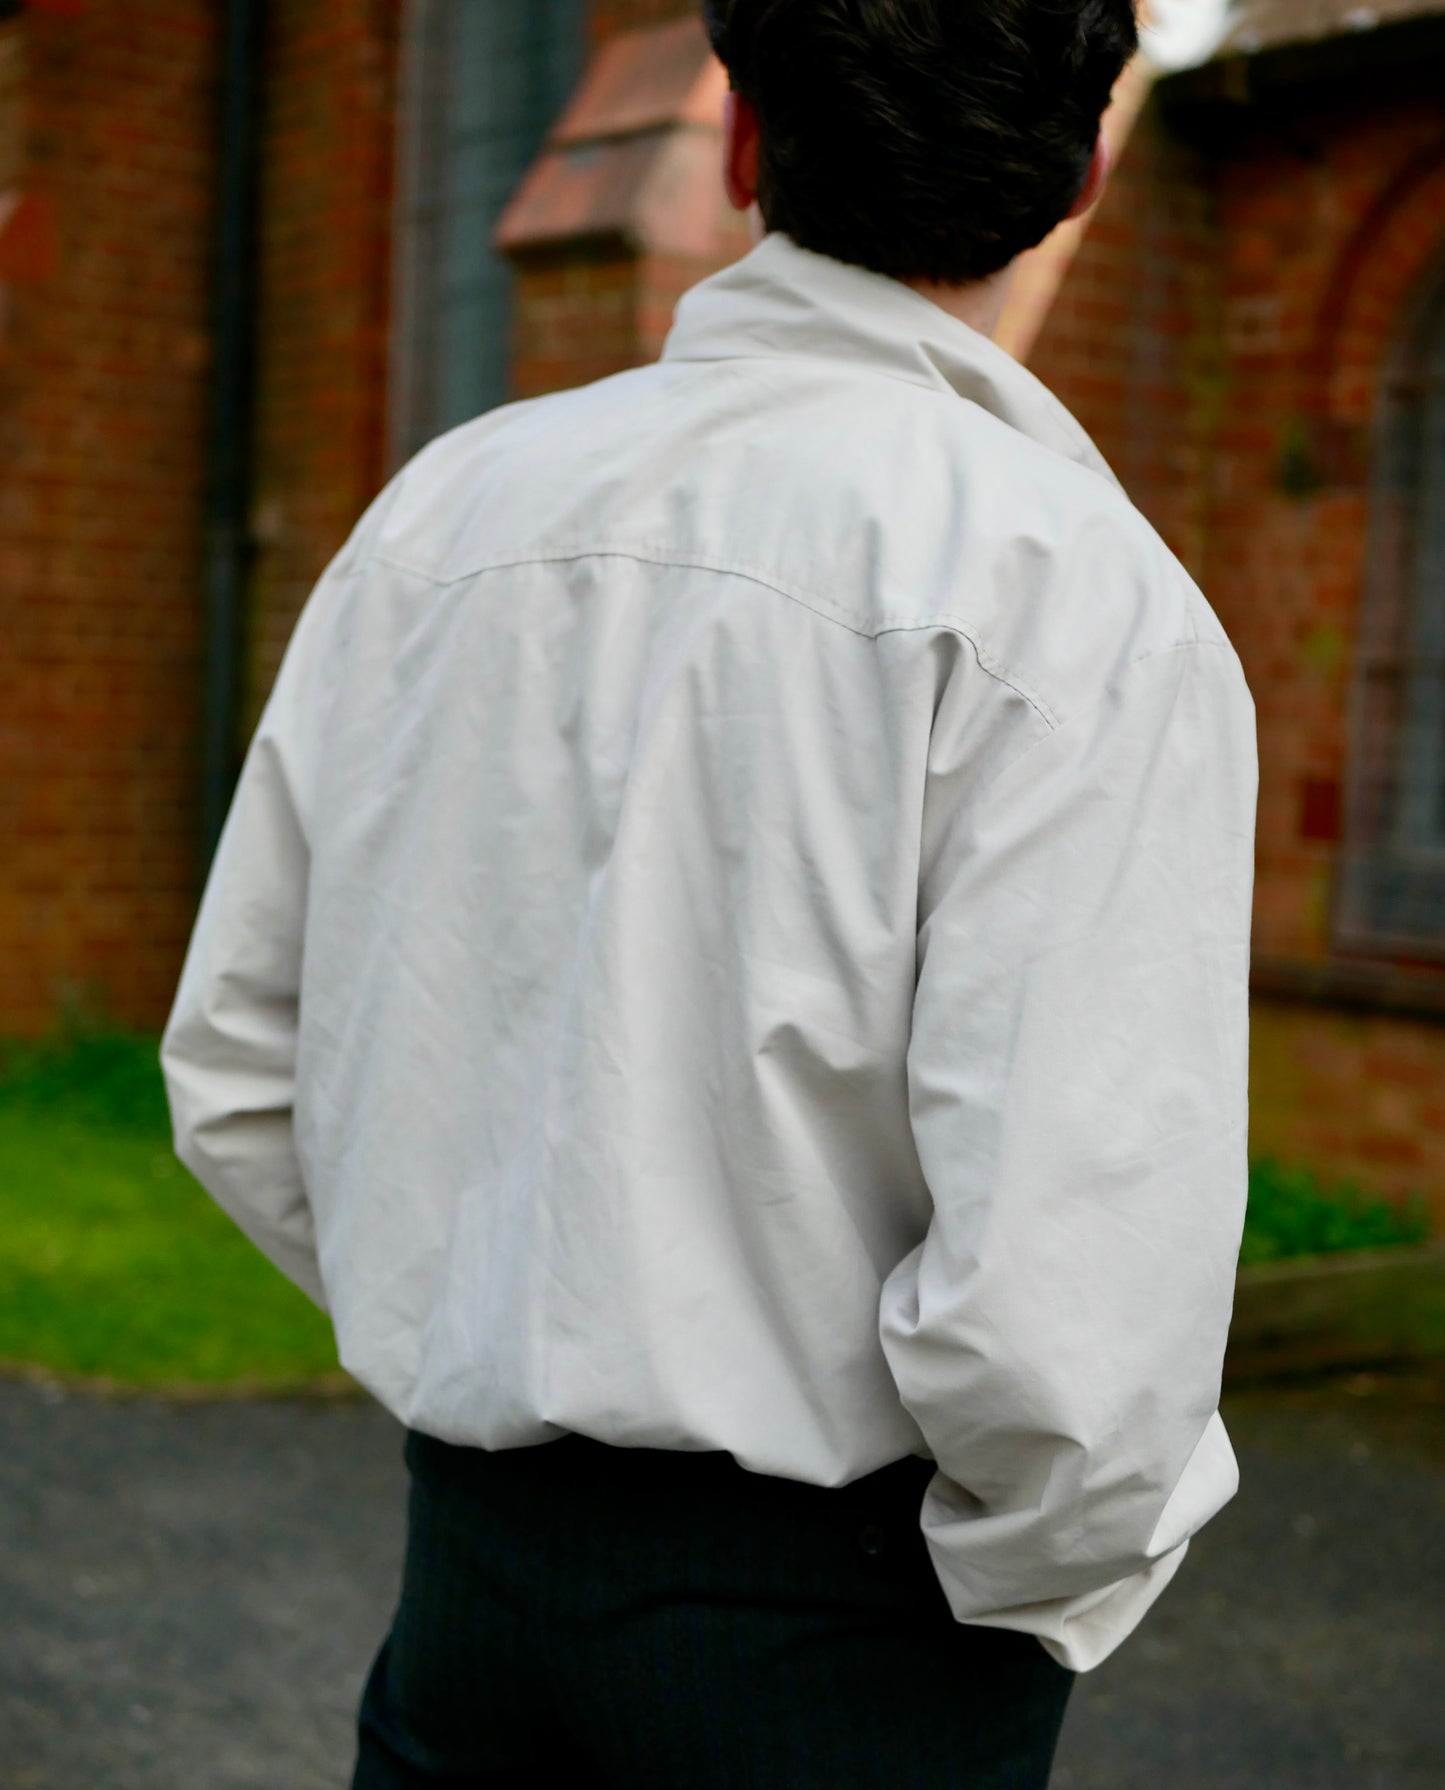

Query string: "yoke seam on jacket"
[[369, 544, 1063, 734]]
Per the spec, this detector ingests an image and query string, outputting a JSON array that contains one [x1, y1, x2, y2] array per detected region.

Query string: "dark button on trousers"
[[352, 1429, 1074, 1789]]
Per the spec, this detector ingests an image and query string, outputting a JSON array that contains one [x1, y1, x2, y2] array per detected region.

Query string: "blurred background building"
[[2, 0, 1445, 1223]]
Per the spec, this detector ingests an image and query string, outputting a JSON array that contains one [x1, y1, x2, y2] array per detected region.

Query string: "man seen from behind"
[[162, 2, 1259, 1784]]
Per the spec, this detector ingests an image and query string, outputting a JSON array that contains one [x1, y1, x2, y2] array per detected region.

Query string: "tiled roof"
[[495, 17, 747, 265]]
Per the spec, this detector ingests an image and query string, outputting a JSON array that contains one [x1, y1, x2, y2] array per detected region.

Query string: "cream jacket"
[[162, 231, 1258, 1672]]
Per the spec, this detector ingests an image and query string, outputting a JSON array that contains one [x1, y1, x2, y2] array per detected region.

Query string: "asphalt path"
[[1, 1371, 1440, 1788]]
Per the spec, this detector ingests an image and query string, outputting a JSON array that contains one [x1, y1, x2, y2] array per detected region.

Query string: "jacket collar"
[[661, 231, 1120, 489]]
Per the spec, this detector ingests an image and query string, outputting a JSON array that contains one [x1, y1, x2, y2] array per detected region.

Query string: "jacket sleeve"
[[159, 546, 355, 1312], [879, 632, 1258, 1672]]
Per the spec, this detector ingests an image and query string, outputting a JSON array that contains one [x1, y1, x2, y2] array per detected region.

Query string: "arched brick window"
[[1338, 260, 1445, 959], [389, 0, 585, 465]]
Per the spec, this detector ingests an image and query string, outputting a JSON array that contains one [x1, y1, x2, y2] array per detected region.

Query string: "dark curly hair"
[[701, 0, 1137, 284]]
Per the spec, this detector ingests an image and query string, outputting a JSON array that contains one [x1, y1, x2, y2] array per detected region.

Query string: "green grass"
[[0, 1031, 1435, 1388], [0, 1031, 339, 1388], [1240, 1158, 1430, 1266]]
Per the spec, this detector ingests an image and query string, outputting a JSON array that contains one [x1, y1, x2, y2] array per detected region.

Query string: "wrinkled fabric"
[[162, 232, 1257, 1672]]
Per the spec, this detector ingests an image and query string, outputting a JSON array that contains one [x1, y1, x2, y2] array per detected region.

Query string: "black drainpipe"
[[199, 0, 263, 869]]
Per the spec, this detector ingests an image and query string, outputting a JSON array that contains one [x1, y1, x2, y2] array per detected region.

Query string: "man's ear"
[[722, 89, 761, 213], [1065, 132, 1111, 221]]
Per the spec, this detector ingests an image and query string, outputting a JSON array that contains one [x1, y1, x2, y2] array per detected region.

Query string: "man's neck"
[[744, 213, 1017, 342], [904, 265, 1016, 341]]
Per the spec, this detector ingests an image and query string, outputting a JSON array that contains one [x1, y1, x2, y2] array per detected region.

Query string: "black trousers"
[[352, 1429, 1074, 1789]]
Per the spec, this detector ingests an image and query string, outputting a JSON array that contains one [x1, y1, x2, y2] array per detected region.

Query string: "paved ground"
[[0, 1371, 1440, 1789]]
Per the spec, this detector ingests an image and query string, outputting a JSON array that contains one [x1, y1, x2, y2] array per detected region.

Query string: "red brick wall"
[[0, 3, 216, 1034], [511, 245, 644, 401], [1028, 94, 1220, 581], [245, 0, 400, 722], [1252, 1000, 1445, 1218], [511, 246, 737, 400]]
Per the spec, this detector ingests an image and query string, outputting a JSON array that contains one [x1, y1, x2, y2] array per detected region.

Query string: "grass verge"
[[1240, 1158, 1430, 1265], [0, 1032, 339, 1389]]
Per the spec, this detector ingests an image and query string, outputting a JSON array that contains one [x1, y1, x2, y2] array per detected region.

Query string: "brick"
[[0, 3, 214, 1032], [244, 0, 400, 724]]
